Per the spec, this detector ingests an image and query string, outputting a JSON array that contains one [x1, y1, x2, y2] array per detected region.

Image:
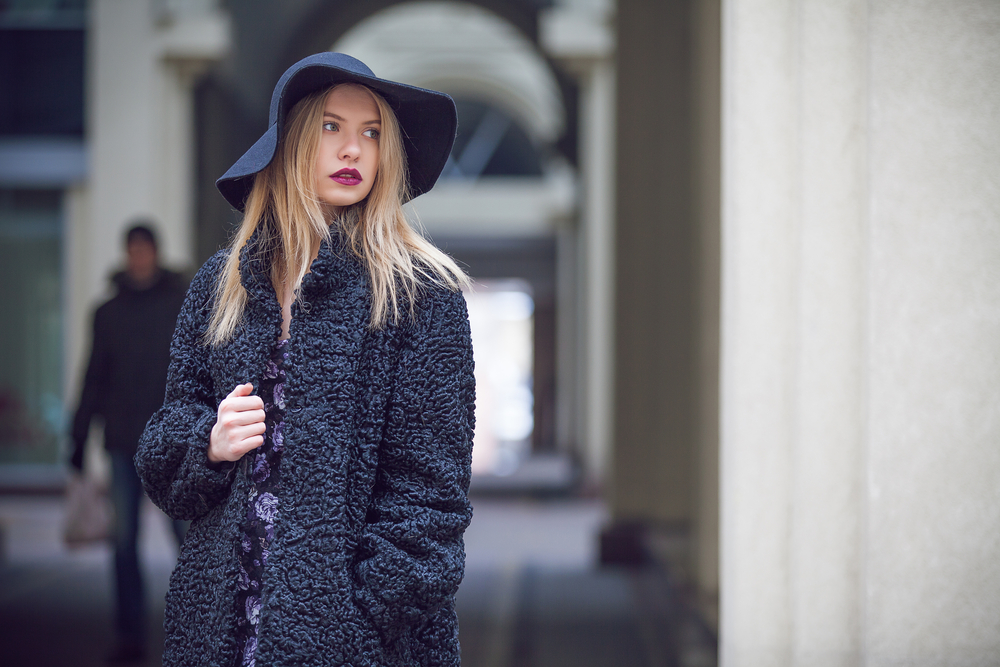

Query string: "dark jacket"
[[71, 269, 188, 460], [135, 233, 475, 667]]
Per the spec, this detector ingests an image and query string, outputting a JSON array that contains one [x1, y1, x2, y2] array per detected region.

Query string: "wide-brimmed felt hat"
[[216, 52, 458, 212]]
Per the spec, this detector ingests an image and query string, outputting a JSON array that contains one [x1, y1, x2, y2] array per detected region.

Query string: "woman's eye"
[[363, 128, 380, 139], [322, 121, 337, 132]]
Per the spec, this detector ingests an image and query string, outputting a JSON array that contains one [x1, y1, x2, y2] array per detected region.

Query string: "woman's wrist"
[[207, 423, 224, 463]]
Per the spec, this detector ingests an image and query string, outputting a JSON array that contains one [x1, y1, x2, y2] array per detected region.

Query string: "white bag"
[[63, 473, 112, 547]]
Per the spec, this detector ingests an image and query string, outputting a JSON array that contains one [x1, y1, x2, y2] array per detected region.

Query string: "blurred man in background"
[[69, 222, 188, 663]]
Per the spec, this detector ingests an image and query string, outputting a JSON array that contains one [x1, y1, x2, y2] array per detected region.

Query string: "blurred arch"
[[332, 1, 566, 148]]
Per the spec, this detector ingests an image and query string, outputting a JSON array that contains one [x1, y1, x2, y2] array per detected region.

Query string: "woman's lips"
[[331, 168, 363, 185]]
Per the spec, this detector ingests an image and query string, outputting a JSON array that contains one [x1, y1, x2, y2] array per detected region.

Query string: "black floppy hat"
[[216, 52, 458, 212]]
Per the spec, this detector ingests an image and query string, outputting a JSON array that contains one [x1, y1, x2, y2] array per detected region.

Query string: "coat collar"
[[238, 221, 367, 304]]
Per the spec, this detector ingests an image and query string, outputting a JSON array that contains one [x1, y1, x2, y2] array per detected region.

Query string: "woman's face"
[[313, 84, 381, 211]]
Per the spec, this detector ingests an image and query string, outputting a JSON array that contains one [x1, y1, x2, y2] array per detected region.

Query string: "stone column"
[[84, 0, 228, 308], [693, 0, 722, 629], [578, 59, 617, 484], [720, 0, 1000, 664], [541, 2, 617, 484], [721, 0, 868, 661], [864, 1, 1000, 662], [602, 0, 703, 568]]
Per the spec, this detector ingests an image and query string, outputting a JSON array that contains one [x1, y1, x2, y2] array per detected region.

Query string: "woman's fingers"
[[222, 392, 264, 415], [229, 436, 264, 457], [222, 384, 264, 416], [208, 383, 268, 463], [230, 421, 266, 441], [221, 407, 266, 428], [228, 382, 254, 398], [228, 396, 265, 411], [223, 430, 265, 454], [229, 425, 264, 448]]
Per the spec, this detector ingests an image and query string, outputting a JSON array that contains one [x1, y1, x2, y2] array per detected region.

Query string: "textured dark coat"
[[72, 269, 187, 460], [135, 232, 475, 667]]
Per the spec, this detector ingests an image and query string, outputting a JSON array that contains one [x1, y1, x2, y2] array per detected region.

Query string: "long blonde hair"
[[205, 84, 468, 346]]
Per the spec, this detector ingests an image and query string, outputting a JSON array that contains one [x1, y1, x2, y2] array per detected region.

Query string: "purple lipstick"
[[331, 168, 362, 185]]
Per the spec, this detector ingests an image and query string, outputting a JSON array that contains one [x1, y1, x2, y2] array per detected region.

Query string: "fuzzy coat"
[[135, 232, 475, 667]]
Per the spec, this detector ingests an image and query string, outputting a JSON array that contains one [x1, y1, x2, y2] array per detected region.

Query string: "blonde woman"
[[135, 53, 475, 667]]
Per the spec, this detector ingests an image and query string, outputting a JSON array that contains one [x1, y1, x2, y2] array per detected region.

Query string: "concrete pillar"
[[85, 0, 228, 308], [865, 1, 1000, 662], [578, 59, 617, 484], [720, 0, 1000, 664], [541, 2, 617, 484], [721, 0, 868, 661], [693, 0, 722, 629], [605, 0, 723, 619], [610, 0, 699, 535]]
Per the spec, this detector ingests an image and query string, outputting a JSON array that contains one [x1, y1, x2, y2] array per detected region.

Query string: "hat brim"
[[217, 123, 279, 213], [216, 57, 457, 212]]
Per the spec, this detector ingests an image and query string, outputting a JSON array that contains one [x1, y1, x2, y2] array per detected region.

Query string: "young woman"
[[135, 52, 475, 667]]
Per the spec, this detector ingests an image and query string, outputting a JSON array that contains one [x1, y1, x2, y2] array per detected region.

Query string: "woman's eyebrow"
[[323, 112, 381, 125]]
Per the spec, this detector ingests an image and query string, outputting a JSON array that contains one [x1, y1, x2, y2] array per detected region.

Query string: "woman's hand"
[[208, 383, 266, 463]]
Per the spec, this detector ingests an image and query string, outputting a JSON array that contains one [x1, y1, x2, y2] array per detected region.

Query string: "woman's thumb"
[[230, 382, 254, 398]]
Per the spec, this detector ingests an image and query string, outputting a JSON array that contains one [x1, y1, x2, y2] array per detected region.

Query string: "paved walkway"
[[0, 495, 715, 667]]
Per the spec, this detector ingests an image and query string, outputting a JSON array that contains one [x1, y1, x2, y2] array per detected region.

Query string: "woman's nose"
[[339, 136, 361, 161]]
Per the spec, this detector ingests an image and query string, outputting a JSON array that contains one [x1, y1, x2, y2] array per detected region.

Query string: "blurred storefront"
[[0, 2, 86, 471]]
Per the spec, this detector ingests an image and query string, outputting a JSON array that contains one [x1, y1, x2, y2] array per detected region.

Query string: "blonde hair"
[[205, 84, 468, 346]]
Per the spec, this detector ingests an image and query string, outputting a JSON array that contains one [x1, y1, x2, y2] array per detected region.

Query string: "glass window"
[[442, 99, 544, 180], [0, 188, 63, 464], [0, 9, 86, 136]]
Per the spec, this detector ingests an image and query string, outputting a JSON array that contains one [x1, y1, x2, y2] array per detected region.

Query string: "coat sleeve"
[[69, 305, 112, 467], [135, 254, 235, 521], [352, 287, 476, 637]]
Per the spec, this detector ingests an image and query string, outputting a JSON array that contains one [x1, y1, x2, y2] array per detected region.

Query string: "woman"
[[135, 52, 475, 667]]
